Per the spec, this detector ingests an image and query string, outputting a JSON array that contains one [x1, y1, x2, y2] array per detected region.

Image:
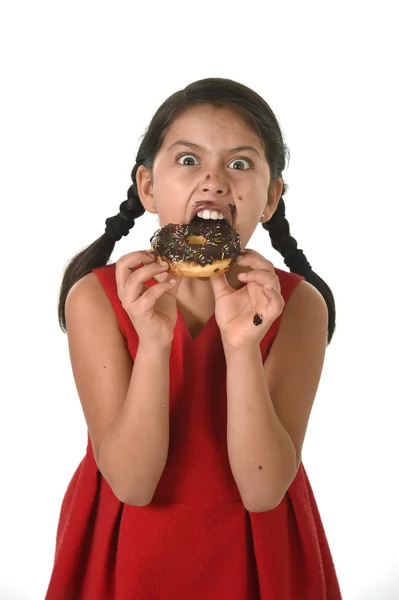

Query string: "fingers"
[[116, 250, 170, 305], [159, 271, 183, 297], [238, 268, 280, 292], [116, 250, 158, 291], [236, 249, 275, 271], [246, 280, 268, 313], [116, 250, 184, 317], [236, 249, 280, 293], [127, 279, 178, 318], [246, 280, 285, 319], [209, 272, 233, 300], [123, 261, 171, 306], [261, 284, 285, 314]]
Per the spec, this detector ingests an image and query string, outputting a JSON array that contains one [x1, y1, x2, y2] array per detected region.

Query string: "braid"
[[57, 163, 145, 333], [264, 195, 336, 345], [104, 163, 145, 241], [262, 197, 312, 276]]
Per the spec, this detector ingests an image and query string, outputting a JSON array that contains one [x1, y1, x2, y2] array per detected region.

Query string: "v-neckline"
[[176, 306, 216, 343], [146, 275, 216, 343]]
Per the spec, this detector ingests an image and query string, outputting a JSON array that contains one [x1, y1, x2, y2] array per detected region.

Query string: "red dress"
[[45, 263, 341, 600]]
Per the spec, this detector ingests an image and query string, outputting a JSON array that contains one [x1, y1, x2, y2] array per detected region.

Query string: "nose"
[[200, 172, 228, 195]]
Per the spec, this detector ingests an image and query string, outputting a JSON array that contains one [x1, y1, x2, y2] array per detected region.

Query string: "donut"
[[149, 216, 241, 277]]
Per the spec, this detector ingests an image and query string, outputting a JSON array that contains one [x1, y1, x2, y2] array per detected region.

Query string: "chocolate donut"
[[150, 217, 241, 277]]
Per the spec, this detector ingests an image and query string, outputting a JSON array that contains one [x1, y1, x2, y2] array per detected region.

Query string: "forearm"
[[224, 344, 297, 512], [99, 344, 171, 505]]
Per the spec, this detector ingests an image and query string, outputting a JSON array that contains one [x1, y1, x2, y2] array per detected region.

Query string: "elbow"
[[113, 483, 154, 506], [246, 455, 300, 513], [243, 487, 288, 513], [244, 498, 280, 513], [121, 496, 152, 507], [99, 464, 154, 506], [98, 446, 154, 507]]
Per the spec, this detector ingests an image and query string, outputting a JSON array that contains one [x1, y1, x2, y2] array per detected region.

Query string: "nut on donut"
[[149, 218, 241, 278]]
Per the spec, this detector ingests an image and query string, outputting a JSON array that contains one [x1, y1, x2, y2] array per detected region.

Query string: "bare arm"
[[225, 344, 297, 512], [99, 344, 171, 506], [65, 272, 171, 507], [224, 281, 328, 513]]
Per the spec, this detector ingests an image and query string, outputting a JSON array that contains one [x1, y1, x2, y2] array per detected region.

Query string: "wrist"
[[222, 341, 262, 362], [136, 342, 172, 361]]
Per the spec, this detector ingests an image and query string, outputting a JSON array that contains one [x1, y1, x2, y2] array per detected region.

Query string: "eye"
[[228, 158, 252, 170], [177, 154, 200, 166]]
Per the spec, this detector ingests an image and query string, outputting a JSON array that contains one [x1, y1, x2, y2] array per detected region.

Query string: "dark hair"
[[58, 77, 336, 344]]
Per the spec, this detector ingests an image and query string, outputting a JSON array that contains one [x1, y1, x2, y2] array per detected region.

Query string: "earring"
[[152, 203, 156, 210], [260, 213, 265, 220]]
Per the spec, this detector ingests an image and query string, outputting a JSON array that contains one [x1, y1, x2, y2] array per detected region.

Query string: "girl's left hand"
[[210, 249, 285, 349]]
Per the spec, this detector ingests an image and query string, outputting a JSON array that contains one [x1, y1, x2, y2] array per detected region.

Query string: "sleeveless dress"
[[44, 263, 341, 600]]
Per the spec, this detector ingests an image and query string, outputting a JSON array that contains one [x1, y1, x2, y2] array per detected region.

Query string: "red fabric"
[[45, 263, 341, 600]]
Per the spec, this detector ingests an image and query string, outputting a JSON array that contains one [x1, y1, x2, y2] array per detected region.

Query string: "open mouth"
[[190, 208, 230, 226]]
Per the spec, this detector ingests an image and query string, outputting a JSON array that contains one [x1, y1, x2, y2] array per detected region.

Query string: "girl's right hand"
[[116, 250, 182, 349]]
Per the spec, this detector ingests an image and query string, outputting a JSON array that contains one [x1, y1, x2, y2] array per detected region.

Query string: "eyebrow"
[[167, 140, 261, 158]]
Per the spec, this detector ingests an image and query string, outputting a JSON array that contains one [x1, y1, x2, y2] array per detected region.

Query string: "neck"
[[177, 262, 245, 304]]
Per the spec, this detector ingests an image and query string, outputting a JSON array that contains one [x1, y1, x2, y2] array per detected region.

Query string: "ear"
[[136, 165, 156, 213], [261, 178, 284, 222]]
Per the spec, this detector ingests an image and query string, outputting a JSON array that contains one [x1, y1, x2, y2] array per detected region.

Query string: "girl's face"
[[137, 104, 282, 248]]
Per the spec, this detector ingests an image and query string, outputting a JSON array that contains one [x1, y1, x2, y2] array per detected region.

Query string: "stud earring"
[[260, 213, 265, 220], [152, 204, 156, 209]]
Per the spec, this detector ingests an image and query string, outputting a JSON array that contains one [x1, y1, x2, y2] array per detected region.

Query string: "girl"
[[45, 78, 341, 599]]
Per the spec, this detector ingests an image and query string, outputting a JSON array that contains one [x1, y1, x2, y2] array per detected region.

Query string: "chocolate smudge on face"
[[228, 203, 237, 222]]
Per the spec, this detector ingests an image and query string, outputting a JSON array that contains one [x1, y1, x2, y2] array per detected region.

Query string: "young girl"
[[45, 78, 341, 599]]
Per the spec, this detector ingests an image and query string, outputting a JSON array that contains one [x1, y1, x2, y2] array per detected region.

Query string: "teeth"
[[197, 209, 225, 221]]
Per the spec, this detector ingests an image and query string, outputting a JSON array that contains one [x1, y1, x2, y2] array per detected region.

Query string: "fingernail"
[[159, 260, 168, 267]]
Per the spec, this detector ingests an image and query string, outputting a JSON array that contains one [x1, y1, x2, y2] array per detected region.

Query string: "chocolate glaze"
[[150, 217, 241, 267]]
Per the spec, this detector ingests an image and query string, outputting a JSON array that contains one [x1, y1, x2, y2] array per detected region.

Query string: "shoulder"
[[275, 267, 305, 300], [279, 275, 329, 345], [286, 278, 328, 315], [67, 270, 108, 303], [66, 264, 135, 343], [65, 268, 119, 330], [67, 264, 118, 305]]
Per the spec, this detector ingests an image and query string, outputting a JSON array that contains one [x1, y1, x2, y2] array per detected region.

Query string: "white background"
[[1, 1, 398, 598]]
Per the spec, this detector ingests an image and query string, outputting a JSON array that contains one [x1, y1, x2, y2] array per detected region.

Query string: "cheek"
[[155, 168, 188, 194], [152, 182, 177, 209], [235, 192, 263, 222]]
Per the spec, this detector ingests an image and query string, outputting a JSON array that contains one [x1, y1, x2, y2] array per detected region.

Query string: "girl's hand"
[[210, 249, 285, 349], [116, 251, 182, 350]]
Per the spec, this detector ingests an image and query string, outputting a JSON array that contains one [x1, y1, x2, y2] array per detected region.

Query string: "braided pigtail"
[[57, 163, 145, 333], [263, 193, 336, 345], [58, 77, 337, 344]]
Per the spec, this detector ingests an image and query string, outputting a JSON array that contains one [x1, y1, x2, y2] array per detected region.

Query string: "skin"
[[136, 104, 283, 314], [110, 105, 326, 510]]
